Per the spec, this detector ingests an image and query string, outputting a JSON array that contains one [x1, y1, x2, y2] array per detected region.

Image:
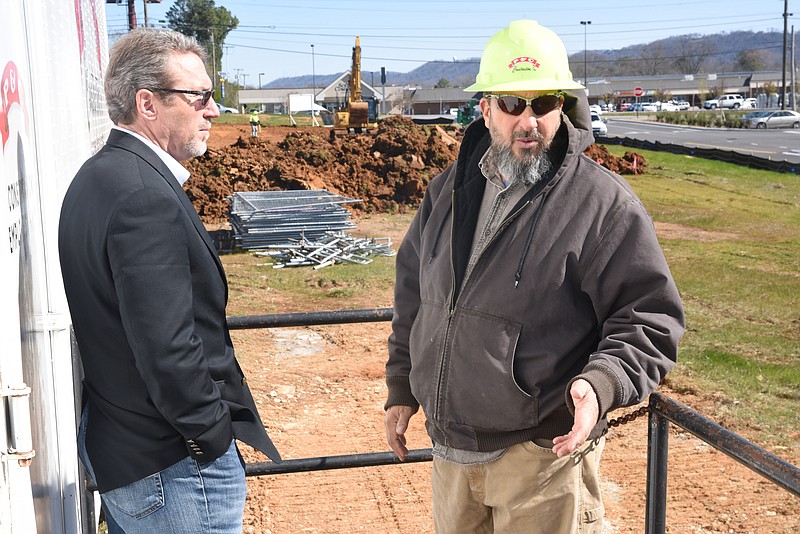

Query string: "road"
[[605, 118, 800, 164]]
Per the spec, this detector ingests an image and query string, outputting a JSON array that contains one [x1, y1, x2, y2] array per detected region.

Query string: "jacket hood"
[[562, 89, 593, 136]]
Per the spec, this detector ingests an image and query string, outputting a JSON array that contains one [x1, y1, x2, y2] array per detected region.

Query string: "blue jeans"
[[78, 410, 247, 533]]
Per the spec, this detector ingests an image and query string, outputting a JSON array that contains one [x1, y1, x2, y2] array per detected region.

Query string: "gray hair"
[[105, 28, 207, 125]]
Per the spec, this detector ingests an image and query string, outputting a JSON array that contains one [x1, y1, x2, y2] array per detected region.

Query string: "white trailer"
[[1, 0, 110, 532]]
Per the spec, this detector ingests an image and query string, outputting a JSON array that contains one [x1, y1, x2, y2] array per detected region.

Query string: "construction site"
[[185, 120, 798, 534], [3, 1, 798, 532]]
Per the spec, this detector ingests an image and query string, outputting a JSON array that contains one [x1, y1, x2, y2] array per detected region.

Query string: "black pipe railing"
[[645, 392, 800, 534], [86, 309, 800, 528], [246, 448, 433, 476], [227, 307, 393, 330]]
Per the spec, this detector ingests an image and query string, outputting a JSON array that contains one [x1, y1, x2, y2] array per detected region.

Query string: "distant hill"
[[264, 30, 787, 89], [263, 60, 481, 90]]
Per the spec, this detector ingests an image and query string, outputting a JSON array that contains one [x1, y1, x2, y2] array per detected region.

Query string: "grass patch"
[[213, 112, 322, 127], [604, 145, 799, 449], [225, 251, 396, 316]]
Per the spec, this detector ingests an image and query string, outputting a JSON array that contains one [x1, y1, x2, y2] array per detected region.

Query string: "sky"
[[105, 0, 798, 87]]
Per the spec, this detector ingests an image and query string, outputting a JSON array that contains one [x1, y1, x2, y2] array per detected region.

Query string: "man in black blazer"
[[59, 28, 279, 533]]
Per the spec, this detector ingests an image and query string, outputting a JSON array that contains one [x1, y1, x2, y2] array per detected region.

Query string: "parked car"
[[740, 111, 769, 121], [703, 94, 744, 109], [218, 104, 240, 113], [589, 104, 603, 115], [668, 99, 690, 110], [741, 98, 759, 109], [641, 102, 660, 112], [591, 112, 608, 136], [659, 101, 678, 112], [740, 109, 800, 129]]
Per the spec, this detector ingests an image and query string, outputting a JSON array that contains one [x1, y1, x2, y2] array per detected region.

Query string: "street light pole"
[[258, 72, 264, 89], [580, 21, 591, 88], [311, 44, 316, 102]]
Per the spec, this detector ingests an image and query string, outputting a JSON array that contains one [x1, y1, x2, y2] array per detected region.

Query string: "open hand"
[[552, 379, 599, 458]]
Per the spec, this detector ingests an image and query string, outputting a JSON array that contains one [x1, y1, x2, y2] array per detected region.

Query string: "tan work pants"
[[432, 437, 605, 534]]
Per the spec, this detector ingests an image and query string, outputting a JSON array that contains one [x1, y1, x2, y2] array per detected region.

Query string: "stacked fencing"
[[227, 190, 395, 268], [228, 190, 360, 249]]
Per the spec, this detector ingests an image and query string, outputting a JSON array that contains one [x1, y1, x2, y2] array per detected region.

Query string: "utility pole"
[[793, 25, 797, 111], [781, 0, 790, 110], [381, 66, 386, 115], [127, 0, 137, 30], [241, 73, 248, 89], [311, 44, 316, 102], [210, 33, 217, 90], [142, 0, 148, 27]]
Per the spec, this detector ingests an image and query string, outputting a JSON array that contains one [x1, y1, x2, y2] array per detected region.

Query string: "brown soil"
[[201, 123, 798, 533], [186, 117, 461, 222], [188, 120, 645, 224]]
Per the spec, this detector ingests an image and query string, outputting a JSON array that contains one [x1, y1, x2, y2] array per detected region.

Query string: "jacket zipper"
[[434, 190, 458, 430], [432, 193, 533, 431]]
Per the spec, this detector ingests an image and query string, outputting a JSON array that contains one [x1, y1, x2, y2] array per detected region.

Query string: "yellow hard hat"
[[466, 20, 584, 93]]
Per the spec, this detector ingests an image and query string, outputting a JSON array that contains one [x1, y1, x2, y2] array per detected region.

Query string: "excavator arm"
[[333, 36, 372, 136]]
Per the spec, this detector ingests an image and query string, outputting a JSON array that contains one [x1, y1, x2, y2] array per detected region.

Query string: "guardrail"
[[645, 392, 800, 534], [230, 308, 799, 531], [86, 308, 800, 530], [597, 135, 799, 174]]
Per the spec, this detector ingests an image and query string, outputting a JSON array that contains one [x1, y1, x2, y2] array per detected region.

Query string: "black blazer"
[[59, 129, 280, 493]]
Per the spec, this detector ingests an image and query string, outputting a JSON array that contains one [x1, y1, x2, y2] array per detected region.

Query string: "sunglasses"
[[487, 93, 564, 116], [153, 88, 214, 107]]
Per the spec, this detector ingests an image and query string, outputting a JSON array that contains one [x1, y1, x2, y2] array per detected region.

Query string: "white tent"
[[288, 93, 329, 125]]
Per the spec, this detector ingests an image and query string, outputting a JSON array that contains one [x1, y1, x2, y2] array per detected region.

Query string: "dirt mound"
[[584, 143, 647, 174], [186, 118, 644, 224], [185, 116, 460, 222]]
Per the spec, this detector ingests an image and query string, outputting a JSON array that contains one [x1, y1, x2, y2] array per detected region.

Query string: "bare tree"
[[605, 56, 638, 77], [638, 43, 669, 76], [672, 35, 715, 75]]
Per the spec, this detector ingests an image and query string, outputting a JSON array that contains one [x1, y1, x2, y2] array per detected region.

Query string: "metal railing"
[[227, 307, 437, 477], [85, 308, 800, 529], [645, 392, 800, 534]]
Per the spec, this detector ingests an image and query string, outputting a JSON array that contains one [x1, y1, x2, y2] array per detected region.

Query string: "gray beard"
[[489, 132, 553, 187], [184, 138, 208, 159]]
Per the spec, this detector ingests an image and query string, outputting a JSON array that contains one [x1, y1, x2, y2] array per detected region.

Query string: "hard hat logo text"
[[508, 57, 541, 72]]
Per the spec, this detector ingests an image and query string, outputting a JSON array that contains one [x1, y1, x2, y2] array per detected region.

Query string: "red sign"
[[634, 87, 644, 97]]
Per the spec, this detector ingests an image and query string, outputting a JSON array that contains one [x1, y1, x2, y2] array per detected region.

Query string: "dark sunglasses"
[[153, 88, 214, 107], [488, 93, 564, 116]]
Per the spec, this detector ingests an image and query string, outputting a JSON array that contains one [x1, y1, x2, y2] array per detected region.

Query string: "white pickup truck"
[[703, 94, 744, 109]]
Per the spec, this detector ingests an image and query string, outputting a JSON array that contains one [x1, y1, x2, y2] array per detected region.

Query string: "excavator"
[[332, 36, 375, 138]]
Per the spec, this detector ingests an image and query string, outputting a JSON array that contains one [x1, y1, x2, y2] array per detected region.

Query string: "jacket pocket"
[[443, 308, 537, 431]]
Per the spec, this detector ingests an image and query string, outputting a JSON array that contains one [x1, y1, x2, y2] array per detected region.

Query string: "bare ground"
[[205, 123, 799, 534]]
